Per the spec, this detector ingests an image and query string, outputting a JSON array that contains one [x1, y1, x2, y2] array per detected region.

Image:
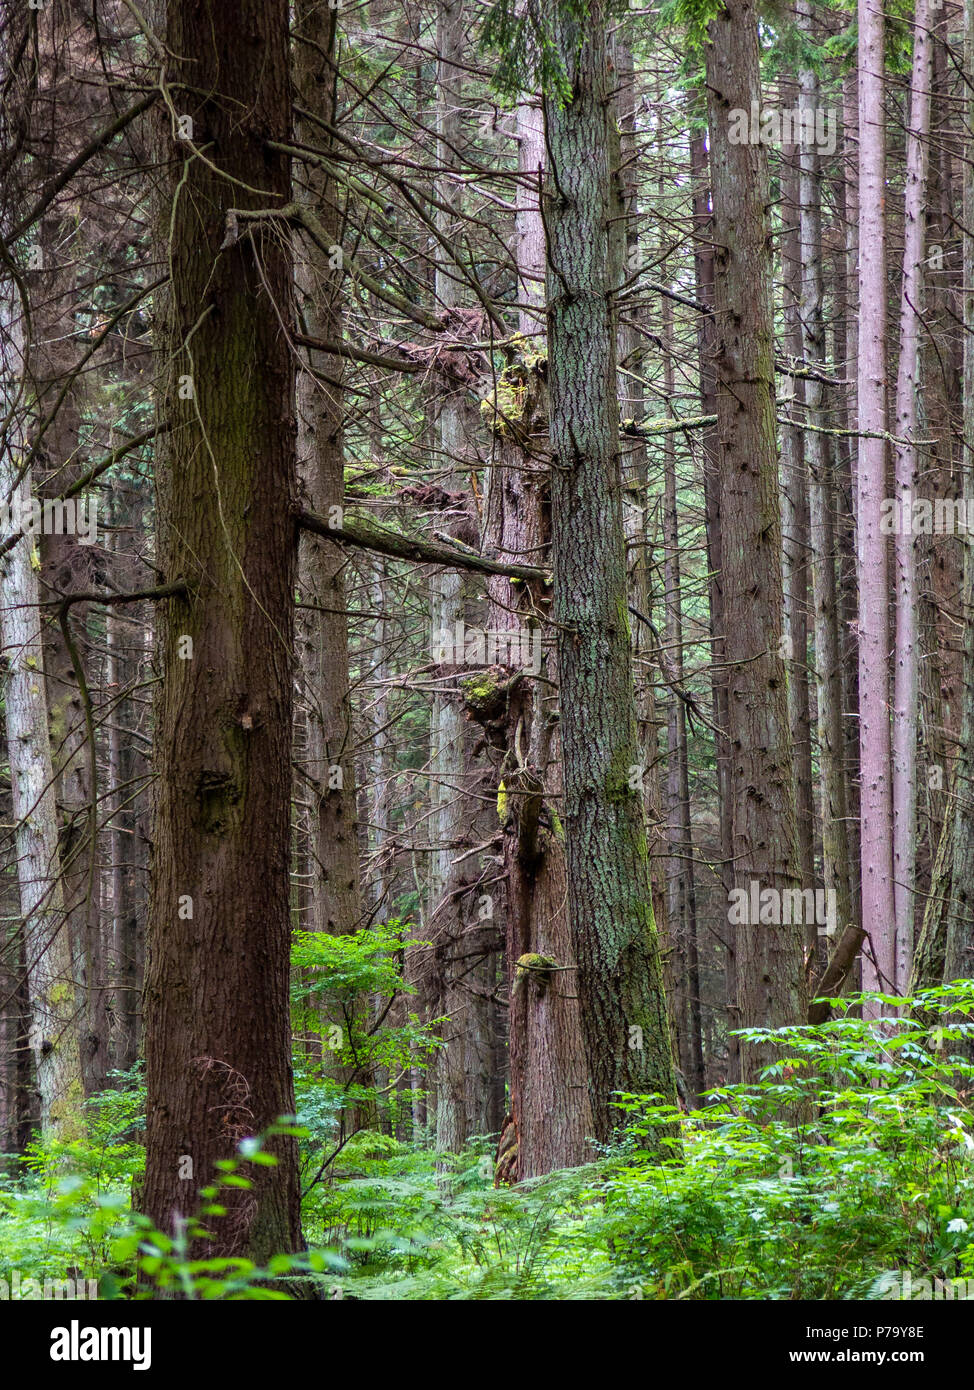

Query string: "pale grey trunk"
[[779, 133, 816, 948], [891, 0, 933, 992], [856, 0, 896, 1002], [0, 289, 82, 1132]]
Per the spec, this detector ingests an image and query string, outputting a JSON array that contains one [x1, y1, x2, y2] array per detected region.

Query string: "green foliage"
[[481, 0, 630, 103], [6, 988, 974, 1299], [316, 986, 974, 1299], [602, 986, 974, 1298], [290, 919, 440, 1150], [657, 0, 725, 54], [0, 1064, 145, 1283], [1, 1121, 343, 1300], [112, 1129, 344, 1300]]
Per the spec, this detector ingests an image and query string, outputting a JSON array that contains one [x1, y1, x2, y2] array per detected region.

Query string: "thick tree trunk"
[[142, 0, 304, 1267], [482, 358, 592, 1178], [544, 0, 676, 1142], [705, 0, 805, 1076], [479, 75, 590, 1179]]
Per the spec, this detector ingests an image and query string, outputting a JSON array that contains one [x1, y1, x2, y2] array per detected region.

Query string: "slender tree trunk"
[[779, 133, 816, 950], [797, 13, 854, 953], [427, 0, 501, 1156], [292, 0, 370, 1141], [838, 72, 863, 934], [918, 0, 974, 994], [0, 288, 82, 1134], [25, 0, 108, 1098], [662, 325, 705, 1101], [614, 36, 669, 1002], [857, 0, 896, 1001], [891, 0, 933, 993], [294, 0, 365, 947], [690, 124, 736, 1080]]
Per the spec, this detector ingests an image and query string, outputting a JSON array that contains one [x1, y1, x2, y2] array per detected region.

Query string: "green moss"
[[49, 1076, 85, 1140], [513, 952, 560, 995], [48, 697, 69, 750], [480, 376, 527, 436], [462, 674, 498, 701], [461, 672, 508, 723]]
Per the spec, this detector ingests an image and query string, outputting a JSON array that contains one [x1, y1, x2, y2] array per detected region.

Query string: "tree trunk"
[[544, 0, 676, 1142], [478, 69, 591, 1179], [705, 0, 805, 1076], [779, 130, 816, 954], [918, 0, 974, 995], [142, 0, 304, 1268], [427, 0, 502, 1156], [482, 355, 592, 1177], [294, 0, 365, 946], [891, 0, 933, 993], [662, 329, 705, 1101], [857, 0, 896, 1000], [0, 287, 82, 1134], [797, 12, 854, 954], [690, 124, 737, 1080]]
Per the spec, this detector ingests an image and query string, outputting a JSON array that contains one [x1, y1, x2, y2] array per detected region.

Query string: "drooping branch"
[[297, 508, 550, 583], [63, 424, 168, 499], [0, 427, 168, 567], [51, 581, 189, 613], [808, 925, 867, 1024], [4, 92, 159, 246], [227, 202, 446, 331]]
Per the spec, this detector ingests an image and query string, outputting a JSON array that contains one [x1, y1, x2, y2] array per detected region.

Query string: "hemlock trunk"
[[543, 0, 677, 1142]]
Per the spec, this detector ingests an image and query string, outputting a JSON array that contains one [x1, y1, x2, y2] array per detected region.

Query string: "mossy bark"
[[482, 360, 592, 1178], [0, 294, 82, 1136], [543, 0, 677, 1145]]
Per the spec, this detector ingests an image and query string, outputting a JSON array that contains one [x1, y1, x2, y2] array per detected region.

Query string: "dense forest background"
[[1, 0, 974, 1306]]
